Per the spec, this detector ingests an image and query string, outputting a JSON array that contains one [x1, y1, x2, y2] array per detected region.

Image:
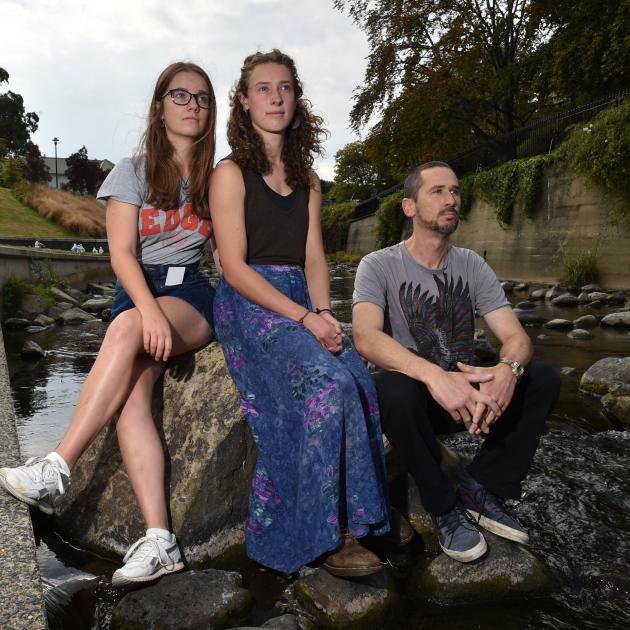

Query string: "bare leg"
[[55, 297, 212, 469], [113, 296, 212, 530]]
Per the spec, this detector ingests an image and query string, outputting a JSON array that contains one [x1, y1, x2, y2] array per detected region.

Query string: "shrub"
[[558, 100, 630, 210], [320, 201, 357, 253], [561, 250, 599, 287], [326, 251, 363, 264], [375, 190, 405, 248]]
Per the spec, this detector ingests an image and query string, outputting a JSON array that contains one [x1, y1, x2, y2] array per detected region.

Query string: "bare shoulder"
[[211, 159, 245, 193]]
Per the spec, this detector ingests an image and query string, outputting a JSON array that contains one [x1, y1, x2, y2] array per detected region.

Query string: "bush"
[[320, 201, 357, 252], [0, 156, 24, 187], [559, 100, 630, 208], [561, 250, 599, 287], [326, 251, 363, 264], [375, 190, 405, 248]]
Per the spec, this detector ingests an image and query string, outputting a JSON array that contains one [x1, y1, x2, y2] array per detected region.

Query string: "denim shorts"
[[110, 263, 215, 329]]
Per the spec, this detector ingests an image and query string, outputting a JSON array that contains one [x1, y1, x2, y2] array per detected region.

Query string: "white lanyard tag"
[[165, 266, 186, 286]]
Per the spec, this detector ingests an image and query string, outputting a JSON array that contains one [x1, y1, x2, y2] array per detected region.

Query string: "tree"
[[66, 146, 108, 196], [0, 68, 39, 156], [330, 140, 390, 201], [538, 0, 630, 102], [23, 141, 51, 183]]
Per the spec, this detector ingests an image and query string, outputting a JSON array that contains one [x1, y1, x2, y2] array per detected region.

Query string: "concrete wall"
[[0, 245, 114, 318], [451, 166, 630, 288], [347, 213, 377, 254], [346, 166, 630, 288]]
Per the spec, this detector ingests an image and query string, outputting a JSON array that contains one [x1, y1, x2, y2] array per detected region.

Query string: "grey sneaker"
[[458, 469, 529, 544], [112, 532, 184, 586], [0, 456, 70, 515], [432, 503, 487, 562]]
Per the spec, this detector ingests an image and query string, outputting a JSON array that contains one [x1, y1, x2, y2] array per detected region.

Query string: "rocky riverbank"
[[2, 272, 630, 628]]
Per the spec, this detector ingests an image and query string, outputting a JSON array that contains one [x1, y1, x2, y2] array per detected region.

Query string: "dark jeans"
[[374, 362, 560, 515]]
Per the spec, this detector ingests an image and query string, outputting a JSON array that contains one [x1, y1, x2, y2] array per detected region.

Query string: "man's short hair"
[[404, 161, 453, 200]]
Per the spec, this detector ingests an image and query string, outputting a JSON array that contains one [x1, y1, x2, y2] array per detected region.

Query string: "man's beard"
[[417, 211, 459, 235]]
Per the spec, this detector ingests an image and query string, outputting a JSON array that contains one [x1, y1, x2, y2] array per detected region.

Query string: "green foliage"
[[375, 190, 405, 248], [2, 261, 63, 313], [320, 201, 357, 252], [0, 156, 24, 186], [561, 250, 599, 287], [330, 141, 386, 202], [558, 100, 630, 207], [0, 68, 39, 156], [467, 155, 549, 225]]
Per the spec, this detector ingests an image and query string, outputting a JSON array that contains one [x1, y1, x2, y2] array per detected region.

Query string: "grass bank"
[[0, 187, 78, 237]]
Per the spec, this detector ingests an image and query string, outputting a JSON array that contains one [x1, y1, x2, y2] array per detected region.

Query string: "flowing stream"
[[4, 267, 630, 629]]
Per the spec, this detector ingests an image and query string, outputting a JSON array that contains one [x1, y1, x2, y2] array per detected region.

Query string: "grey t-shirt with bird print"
[[353, 242, 509, 371]]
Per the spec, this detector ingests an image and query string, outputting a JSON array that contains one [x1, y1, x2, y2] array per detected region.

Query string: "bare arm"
[[209, 161, 341, 352], [352, 301, 500, 430], [106, 199, 172, 361]]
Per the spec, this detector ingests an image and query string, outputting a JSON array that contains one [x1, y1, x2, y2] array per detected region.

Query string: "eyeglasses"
[[161, 89, 212, 110]]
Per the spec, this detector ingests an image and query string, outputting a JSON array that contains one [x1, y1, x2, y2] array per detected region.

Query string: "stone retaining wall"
[[0, 327, 48, 629]]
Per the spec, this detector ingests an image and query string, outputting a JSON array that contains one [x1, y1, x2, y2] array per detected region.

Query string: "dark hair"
[[404, 161, 453, 200], [226, 49, 327, 189], [136, 61, 216, 218]]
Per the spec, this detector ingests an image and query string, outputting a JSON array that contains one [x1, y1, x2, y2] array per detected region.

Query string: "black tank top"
[[239, 166, 310, 267]]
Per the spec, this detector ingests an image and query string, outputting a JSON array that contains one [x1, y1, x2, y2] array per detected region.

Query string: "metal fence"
[[353, 89, 629, 220]]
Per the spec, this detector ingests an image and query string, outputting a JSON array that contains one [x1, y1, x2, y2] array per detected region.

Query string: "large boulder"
[[411, 533, 552, 605], [80, 297, 114, 314], [601, 389, 630, 427], [54, 342, 256, 565], [111, 569, 252, 630], [579, 357, 630, 397], [50, 287, 80, 306]]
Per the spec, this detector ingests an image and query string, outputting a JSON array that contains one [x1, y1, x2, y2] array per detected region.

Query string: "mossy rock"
[[293, 569, 398, 629], [579, 357, 630, 396], [411, 533, 553, 606]]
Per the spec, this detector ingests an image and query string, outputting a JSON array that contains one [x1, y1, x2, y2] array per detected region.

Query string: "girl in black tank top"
[[211, 49, 390, 576]]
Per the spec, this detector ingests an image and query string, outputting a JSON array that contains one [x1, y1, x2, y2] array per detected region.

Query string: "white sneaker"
[[0, 456, 70, 515], [111, 532, 184, 586]]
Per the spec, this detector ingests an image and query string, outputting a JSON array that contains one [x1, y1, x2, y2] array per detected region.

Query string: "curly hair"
[[136, 61, 216, 218], [227, 49, 327, 189]]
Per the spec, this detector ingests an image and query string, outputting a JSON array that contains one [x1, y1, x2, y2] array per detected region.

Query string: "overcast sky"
[[1, 0, 370, 181]]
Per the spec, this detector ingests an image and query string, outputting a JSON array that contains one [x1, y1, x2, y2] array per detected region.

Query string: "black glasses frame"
[[161, 89, 211, 110]]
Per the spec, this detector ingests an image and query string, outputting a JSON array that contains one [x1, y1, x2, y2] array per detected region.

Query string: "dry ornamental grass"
[[19, 184, 107, 237]]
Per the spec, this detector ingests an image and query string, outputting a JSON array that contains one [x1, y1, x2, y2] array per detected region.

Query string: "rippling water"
[[4, 267, 630, 628]]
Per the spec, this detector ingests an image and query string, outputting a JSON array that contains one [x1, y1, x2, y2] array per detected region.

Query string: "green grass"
[[0, 187, 78, 237]]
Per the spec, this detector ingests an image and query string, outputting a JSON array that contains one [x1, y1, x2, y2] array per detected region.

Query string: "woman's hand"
[[303, 312, 343, 354], [139, 305, 173, 362]]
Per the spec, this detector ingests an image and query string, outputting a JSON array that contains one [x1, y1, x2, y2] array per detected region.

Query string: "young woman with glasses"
[[210, 49, 390, 576], [0, 62, 217, 586]]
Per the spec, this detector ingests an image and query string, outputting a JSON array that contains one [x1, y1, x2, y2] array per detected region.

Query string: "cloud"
[[1, 0, 369, 181]]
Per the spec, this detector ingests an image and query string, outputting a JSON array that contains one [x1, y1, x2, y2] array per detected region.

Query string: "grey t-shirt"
[[97, 157, 212, 265], [353, 242, 509, 371]]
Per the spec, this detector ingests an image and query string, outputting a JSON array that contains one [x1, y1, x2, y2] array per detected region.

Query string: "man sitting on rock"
[[352, 161, 560, 562]]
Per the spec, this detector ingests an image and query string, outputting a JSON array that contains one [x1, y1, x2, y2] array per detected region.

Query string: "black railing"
[[353, 89, 629, 220]]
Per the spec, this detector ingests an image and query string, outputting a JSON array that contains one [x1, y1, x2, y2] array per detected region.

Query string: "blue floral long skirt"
[[213, 265, 390, 573]]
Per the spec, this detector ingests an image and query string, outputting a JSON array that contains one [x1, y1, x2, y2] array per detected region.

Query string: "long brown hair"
[[227, 49, 327, 189], [136, 62, 216, 218]]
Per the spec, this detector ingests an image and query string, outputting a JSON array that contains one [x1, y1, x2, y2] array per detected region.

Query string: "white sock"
[[147, 528, 172, 541], [45, 451, 70, 476]]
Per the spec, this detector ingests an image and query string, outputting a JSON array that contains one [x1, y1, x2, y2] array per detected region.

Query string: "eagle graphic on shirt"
[[398, 273, 475, 371]]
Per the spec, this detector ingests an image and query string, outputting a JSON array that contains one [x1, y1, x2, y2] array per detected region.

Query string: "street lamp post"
[[52, 137, 59, 188]]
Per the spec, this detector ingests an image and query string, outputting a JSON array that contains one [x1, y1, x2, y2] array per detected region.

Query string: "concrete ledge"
[[0, 326, 48, 629]]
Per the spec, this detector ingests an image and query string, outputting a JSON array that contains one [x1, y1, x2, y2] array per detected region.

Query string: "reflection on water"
[[3, 268, 630, 628]]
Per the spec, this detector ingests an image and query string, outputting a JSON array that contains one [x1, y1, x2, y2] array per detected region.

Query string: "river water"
[[4, 268, 630, 629]]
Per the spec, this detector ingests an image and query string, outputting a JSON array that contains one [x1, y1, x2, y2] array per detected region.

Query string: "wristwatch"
[[499, 358, 524, 382]]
